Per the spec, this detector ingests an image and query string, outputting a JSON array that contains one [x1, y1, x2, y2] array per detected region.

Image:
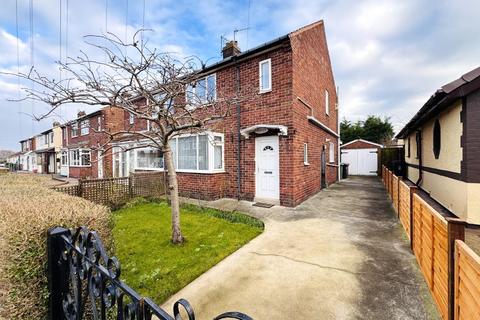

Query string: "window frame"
[[185, 73, 217, 107], [129, 113, 135, 125], [259, 58, 272, 93], [303, 143, 309, 165], [80, 120, 89, 136], [329, 142, 335, 163], [69, 148, 91, 167], [111, 132, 225, 174], [71, 122, 78, 138]]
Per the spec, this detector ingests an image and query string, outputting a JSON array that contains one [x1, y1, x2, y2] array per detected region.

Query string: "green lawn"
[[112, 200, 263, 304]]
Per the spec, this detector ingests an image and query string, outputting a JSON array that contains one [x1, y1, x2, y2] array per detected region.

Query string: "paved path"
[[164, 177, 439, 319]]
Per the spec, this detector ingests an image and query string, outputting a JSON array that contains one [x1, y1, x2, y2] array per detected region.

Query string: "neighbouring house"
[[19, 137, 36, 172], [396, 66, 480, 225], [341, 139, 383, 175], [60, 108, 124, 179], [110, 20, 339, 206], [33, 122, 63, 174]]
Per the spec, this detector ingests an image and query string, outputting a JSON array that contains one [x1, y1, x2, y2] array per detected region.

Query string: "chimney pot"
[[222, 40, 241, 59], [53, 121, 61, 127], [77, 111, 86, 118]]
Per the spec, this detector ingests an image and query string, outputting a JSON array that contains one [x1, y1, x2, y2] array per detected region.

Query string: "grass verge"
[[112, 201, 263, 303]]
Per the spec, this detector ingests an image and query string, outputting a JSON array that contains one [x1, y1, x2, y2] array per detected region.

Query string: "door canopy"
[[240, 124, 288, 139]]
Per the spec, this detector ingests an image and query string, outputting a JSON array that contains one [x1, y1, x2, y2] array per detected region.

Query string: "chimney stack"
[[53, 121, 61, 127], [77, 111, 86, 118], [222, 40, 241, 59]]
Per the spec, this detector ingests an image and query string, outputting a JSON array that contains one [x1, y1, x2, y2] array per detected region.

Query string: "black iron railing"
[[48, 226, 252, 320]]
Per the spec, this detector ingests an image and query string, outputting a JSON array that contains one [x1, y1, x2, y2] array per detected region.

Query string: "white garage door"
[[341, 148, 378, 175]]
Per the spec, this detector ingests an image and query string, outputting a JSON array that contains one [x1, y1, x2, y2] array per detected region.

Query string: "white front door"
[[255, 136, 280, 201]]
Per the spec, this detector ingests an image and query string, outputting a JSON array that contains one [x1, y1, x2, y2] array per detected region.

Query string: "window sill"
[[259, 89, 272, 94], [304, 162, 310, 166]]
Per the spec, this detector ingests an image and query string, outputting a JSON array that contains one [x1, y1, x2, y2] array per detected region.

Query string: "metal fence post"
[[47, 227, 70, 320], [446, 217, 466, 320], [129, 175, 133, 197]]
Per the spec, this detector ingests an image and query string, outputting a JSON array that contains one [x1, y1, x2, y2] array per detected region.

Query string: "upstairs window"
[[80, 120, 89, 135], [259, 59, 272, 93], [433, 119, 441, 159], [415, 131, 422, 159], [97, 117, 102, 131], [129, 113, 135, 125], [44, 134, 48, 144], [325, 90, 330, 115], [49, 132, 54, 143], [71, 123, 78, 137], [186, 74, 216, 105]]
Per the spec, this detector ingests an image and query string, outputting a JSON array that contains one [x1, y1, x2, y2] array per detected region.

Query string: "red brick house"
[[110, 20, 339, 206], [60, 108, 124, 179]]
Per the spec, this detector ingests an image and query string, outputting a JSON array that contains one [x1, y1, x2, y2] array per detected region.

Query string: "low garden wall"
[[382, 165, 480, 320]]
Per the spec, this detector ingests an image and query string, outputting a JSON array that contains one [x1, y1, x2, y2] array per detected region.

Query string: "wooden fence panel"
[[398, 180, 412, 240], [53, 173, 166, 207], [454, 240, 480, 320], [412, 193, 450, 319], [392, 174, 399, 214]]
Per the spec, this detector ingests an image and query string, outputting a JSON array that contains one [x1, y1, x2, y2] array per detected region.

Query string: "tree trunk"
[[163, 142, 184, 244]]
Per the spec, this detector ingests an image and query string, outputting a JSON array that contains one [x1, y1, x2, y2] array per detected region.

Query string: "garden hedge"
[[0, 174, 111, 319]]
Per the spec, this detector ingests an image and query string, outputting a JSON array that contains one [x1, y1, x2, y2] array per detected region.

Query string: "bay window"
[[137, 148, 163, 169], [112, 132, 224, 174]]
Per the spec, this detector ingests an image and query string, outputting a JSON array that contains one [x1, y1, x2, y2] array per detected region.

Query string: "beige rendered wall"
[[404, 100, 480, 224], [422, 100, 462, 172]]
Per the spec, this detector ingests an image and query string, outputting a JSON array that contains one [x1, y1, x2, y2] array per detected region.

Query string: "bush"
[[0, 174, 111, 319]]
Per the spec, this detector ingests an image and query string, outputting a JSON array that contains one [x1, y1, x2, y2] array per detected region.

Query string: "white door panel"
[[255, 136, 280, 201]]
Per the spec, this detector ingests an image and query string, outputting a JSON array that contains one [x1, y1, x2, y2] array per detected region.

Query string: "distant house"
[[60, 108, 124, 179], [396, 67, 480, 225], [341, 139, 383, 175], [19, 137, 36, 172], [33, 122, 62, 174]]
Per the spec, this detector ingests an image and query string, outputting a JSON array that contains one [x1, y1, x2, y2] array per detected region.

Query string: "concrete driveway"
[[163, 177, 439, 319]]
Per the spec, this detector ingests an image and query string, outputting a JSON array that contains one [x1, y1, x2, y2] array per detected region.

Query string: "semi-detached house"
[[110, 20, 340, 206]]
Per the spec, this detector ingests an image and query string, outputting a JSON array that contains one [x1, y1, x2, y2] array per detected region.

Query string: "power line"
[[16, 0, 22, 137], [29, 0, 34, 134], [124, 0, 128, 56]]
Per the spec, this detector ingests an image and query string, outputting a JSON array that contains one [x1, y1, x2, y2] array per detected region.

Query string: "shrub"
[[0, 174, 111, 319]]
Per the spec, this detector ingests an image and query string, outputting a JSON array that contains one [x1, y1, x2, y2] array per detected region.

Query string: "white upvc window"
[[71, 122, 78, 137], [129, 113, 135, 125], [97, 116, 102, 131], [69, 149, 91, 167], [61, 150, 68, 166], [325, 89, 330, 116], [113, 132, 224, 174], [80, 120, 89, 136], [186, 73, 217, 106], [259, 58, 272, 93], [329, 142, 335, 163], [304, 143, 309, 165]]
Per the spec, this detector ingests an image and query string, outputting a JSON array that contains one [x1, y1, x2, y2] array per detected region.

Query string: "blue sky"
[[0, 0, 479, 150]]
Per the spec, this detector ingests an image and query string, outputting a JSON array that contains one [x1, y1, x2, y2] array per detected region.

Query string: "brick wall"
[[290, 21, 339, 204]]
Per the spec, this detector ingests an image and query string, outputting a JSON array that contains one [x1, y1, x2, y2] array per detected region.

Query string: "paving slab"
[[168, 177, 439, 319]]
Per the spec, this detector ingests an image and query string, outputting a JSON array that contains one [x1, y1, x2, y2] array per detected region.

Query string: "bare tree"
[[6, 30, 252, 244]]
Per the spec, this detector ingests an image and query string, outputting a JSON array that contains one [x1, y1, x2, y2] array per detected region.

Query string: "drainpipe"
[[416, 129, 423, 185], [336, 86, 341, 180], [235, 61, 242, 200]]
